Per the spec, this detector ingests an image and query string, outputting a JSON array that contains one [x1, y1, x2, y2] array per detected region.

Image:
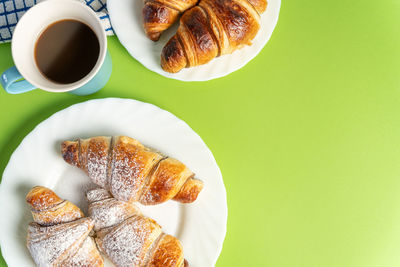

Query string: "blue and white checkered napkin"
[[0, 0, 114, 43]]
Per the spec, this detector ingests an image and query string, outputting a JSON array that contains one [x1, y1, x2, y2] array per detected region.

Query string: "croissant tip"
[[61, 140, 79, 166], [161, 35, 186, 73], [173, 178, 204, 203], [26, 186, 62, 210]]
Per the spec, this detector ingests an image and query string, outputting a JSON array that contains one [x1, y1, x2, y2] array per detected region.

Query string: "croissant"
[[143, 0, 198, 41], [161, 0, 268, 73], [87, 188, 187, 267], [61, 136, 204, 205], [26, 186, 104, 267]]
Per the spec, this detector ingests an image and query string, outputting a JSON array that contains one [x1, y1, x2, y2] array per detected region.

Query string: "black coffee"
[[35, 19, 100, 84]]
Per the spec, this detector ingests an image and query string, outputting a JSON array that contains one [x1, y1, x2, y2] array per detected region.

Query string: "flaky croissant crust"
[[25, 186, 104, 267], [161, 0, 268, 73], [87, 188, 186, 267], [61, 136, 204, 205], [143, 0, 198, 41]]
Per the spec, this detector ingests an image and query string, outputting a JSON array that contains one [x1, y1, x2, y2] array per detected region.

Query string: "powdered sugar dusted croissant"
[[87, 188, 187, 267], [26, 186, 104, 267], [61, 136, 204, 205], [26, 186, 84, 226]]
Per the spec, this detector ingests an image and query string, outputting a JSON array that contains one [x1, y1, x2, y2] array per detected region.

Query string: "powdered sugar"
[[140, 187, 158, 204], [87, 150, 108, 188], [86, 187, 187, 267], [87, 188, 141, 231], [89, 198, 140, 231], [97, 216, 161, 267], [110, 155, 145, 202], [63, 136, 202, 205], [27, 218, 94, 267], [26, 187, 103, 266], [108, 136, 162, 202], [28, 195, 60, 212], [31, 201, 84, 226], [86, 188, 112, 203], [86, 137, 111, 189], [62, 236, 103, 266]]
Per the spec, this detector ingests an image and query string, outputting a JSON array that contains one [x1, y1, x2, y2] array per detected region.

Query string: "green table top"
[[1, 0, 400, 266]]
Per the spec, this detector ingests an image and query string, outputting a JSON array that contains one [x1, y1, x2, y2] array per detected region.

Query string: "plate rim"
[[0, 97, 228, 267]]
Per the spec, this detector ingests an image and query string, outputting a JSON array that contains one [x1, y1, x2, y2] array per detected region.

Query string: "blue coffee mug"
[[0, 0, 112, 96]]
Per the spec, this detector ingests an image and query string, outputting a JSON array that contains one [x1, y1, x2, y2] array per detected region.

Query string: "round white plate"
[[108, 0, 281, 81], [0, 98, 227, 267]]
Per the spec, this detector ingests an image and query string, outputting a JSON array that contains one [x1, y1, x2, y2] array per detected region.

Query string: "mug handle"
[[1, 66, 36, 94]]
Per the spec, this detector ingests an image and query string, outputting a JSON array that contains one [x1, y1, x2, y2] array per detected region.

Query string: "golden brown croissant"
[[87, 188, 187, 267], [143, 0, 198, 41], [161, 0, 268, 73], [26, 186, 104, 267], [61, 136, 204, 205]]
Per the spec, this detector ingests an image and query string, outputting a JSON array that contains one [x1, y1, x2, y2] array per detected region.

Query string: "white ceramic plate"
[[108, 0, 281, 81], [0, 98, 227, 267]]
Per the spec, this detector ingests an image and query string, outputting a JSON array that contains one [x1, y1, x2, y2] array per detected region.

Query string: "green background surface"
[[1, 0, 400, 266]]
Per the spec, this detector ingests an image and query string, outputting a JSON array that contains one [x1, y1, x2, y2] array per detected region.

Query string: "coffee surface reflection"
[[35, 19, 100, 84]]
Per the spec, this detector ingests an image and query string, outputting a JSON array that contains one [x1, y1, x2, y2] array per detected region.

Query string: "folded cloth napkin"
[[0, 0, 114, 43]]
